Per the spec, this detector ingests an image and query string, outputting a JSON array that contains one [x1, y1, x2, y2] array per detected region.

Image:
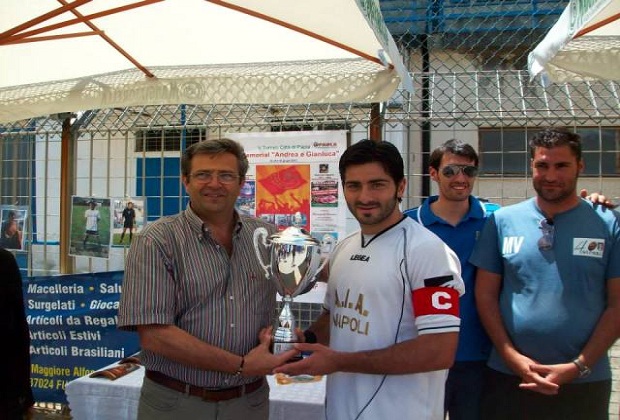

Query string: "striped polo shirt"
[[118, 205, 277, 388]]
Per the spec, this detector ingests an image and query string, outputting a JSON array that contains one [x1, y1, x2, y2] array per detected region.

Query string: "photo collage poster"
[[230, 130, 347, 257]]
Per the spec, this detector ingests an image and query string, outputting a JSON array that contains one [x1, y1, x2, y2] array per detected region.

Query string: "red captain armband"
[[412, 287, 460, 317]]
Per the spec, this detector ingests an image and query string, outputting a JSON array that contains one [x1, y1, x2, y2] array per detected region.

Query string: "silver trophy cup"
[[253, 223, 327, 356]]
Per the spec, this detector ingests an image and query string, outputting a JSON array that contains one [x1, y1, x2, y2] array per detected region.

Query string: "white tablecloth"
[[65, 365, 326, 420]]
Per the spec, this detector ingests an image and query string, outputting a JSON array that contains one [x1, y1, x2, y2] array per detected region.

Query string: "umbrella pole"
[[59, 115, 74, 274], [369, 102, 383, 142]]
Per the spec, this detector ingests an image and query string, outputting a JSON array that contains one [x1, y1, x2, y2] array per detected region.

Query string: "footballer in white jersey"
[[274, 140, 464, 420], [324, 216, 463, 419]]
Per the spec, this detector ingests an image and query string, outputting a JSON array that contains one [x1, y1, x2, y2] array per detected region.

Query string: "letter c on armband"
[[431, 291, 452, 310], [412, 287, 459, 317]]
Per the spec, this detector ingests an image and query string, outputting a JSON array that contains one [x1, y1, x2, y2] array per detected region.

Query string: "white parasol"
[[528, 0, 620, 83], [0, 0, 413, 124]]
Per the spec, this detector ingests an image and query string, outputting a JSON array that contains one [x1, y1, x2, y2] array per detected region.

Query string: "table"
[[65, 365, 325, 420]]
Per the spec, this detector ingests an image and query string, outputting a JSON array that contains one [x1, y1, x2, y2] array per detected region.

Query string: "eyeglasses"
[[190, 171, 239, 184], [441, 164, 479, 178], [538, 218, 554, 250]]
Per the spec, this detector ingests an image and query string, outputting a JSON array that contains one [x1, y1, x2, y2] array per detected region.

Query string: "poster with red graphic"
[[256, 165, 311, 230], [228, 131, 347, 241]]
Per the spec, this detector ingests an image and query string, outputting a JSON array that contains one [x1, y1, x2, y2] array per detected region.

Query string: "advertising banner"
[[25, 271, 139, 403]]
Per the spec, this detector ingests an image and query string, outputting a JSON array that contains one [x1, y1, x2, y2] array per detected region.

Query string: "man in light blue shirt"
[[471, 128, 620, 420]]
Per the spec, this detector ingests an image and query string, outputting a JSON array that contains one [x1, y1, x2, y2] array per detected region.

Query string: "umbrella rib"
[[4, 0, 165, 45], [0, 0, 160, 78], [207, 0, 389, 68], [3, 32, 99, 45], [574, 12, 620, 39], [0, 0, 92, 43], [56, 0, 158, 78]]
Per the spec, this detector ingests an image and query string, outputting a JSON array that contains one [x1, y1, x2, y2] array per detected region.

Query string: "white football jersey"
[[324, 216, 464, 420]]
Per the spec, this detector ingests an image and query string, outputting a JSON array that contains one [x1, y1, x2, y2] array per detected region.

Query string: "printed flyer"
[[229, 130, 347, 248]]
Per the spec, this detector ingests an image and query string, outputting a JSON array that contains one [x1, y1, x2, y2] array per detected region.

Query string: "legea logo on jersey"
[[502, 236, 524, 254], [349, 254, 370, 262], [573, 238, 604, 258]]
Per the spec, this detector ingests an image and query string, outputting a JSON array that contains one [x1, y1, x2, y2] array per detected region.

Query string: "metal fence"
[[2, 73, 618, 275]]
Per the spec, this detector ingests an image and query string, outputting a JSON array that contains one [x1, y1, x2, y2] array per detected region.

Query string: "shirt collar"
[[418, 195, 486, 226], [184, 203, 244, 235]]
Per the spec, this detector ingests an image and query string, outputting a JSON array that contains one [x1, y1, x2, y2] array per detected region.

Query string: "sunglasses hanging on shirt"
[[538, 218, 554, 250]]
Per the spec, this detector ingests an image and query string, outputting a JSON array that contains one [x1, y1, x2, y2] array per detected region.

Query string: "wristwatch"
[[572, 358, 591, 378]]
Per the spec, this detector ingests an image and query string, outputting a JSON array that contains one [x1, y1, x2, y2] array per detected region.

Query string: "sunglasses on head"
[[538, 218, 554, 250], [441, 164, 479, 178]]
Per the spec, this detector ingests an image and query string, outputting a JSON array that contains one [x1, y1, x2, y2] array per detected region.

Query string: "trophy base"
[[272, 341, 303, 362]]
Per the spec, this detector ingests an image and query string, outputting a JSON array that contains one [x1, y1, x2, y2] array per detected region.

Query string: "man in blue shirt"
[[404, 139, 499, 420], [471, 128, 620, 420]]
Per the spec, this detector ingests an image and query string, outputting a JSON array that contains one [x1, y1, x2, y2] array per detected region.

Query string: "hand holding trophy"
[[253, 213, 327, 359]]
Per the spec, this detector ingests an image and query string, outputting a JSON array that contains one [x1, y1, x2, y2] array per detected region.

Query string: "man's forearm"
[[475, 270, 522, 370], [307, 310, 331, 345], [138, 324, 242, 374], [334, 332, 457, 375], [579, 306, 620, 368], [478, 298, 516, 360]]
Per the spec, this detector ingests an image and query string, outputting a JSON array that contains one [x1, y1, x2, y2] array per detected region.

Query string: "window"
[[479, 128, 529, 176], [479, 127, 620, 176], [134, 128, 204, 152], [1, 134, 32, 206], [576, 127, 620, 176]]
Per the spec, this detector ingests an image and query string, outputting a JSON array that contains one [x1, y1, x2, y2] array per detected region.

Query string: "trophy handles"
[[316, 255, 329, 279], [253, 227, 271, 278]]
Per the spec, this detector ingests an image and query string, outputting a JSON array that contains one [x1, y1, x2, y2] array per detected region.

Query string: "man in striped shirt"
[[118, 138, 296, 420]]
